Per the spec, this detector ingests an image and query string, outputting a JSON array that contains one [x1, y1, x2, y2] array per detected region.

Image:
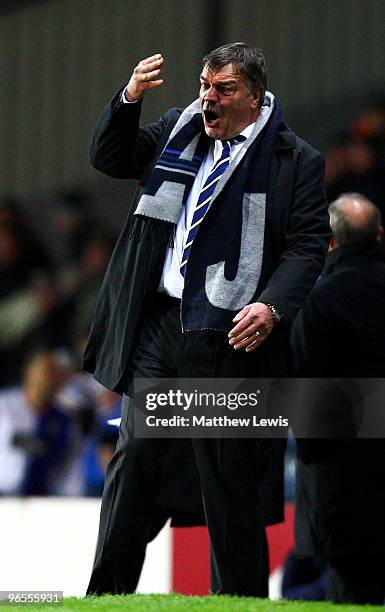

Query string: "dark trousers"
[[87, 293, 270, 597], [326, 558, 384, 605], [296, 440, 385, 605]]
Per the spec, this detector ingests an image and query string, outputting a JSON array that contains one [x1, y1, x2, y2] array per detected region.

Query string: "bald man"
[[291, 192, 385, 604]]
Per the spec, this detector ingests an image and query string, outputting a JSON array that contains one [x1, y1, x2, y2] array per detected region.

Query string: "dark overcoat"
[[291, 243, 385, 558], [84, 89, 330, 391], [84, 88, 330, 526]]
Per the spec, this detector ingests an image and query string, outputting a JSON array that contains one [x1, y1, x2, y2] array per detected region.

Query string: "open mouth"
[[204, 109, 219, 123]]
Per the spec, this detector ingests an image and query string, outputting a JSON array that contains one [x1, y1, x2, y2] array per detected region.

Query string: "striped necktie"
[[180, 139, 232, 277]]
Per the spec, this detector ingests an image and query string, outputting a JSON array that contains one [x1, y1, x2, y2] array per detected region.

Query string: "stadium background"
[[0, 0, 384, 599]]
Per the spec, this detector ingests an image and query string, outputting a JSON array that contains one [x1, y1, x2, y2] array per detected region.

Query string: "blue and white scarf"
[[135, 93, 285, 331]]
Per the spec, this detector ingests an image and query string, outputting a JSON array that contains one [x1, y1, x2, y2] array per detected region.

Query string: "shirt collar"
[[212, 121, 256, 161], [238, 122, 256, 141], [214, 122, 255, 149]]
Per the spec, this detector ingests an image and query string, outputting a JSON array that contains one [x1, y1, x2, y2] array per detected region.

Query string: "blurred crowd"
[[1, 97, 385, 500], [325, 96, 385, 222], [0, 190, 120, 497]]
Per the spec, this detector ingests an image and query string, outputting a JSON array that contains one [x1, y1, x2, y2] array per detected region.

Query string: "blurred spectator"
[[56, 371, 100, 436], [0, 271, 74, 387], [0, 190, 120, 498], [82, 387, 121, 497], [291, 194, 385, 604], [0, 222, 40, 300], [60, 231, 116, 346], [0, 272, 70, 349], [325, 135, 385, 218], [0, 190, 115, 388], [325, 98, 385, 222], [0, 351, 73, 496], [51, 190, 94, 264], [55, 372, 105, 495], [0, 197, 53, 290], [0, 223, 25, 298], [350, 97, 385, 143], [54, 375, 120, 496]]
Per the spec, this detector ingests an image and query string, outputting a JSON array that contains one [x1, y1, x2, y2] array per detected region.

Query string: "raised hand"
[[124, 53, 164, 102]]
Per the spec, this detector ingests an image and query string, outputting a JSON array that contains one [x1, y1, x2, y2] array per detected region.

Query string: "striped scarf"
[[134, 95, 285, 331]]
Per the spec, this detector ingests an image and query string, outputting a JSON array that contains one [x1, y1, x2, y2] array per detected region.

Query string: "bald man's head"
[[328, 193, 383, 250]]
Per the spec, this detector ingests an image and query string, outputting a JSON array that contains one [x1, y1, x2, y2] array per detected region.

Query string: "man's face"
[[200, 63, 260, 140]]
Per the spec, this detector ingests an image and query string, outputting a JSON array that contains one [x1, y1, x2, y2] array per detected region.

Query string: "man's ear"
[[329, 236, 336, 252], [250, 88, 261, 110], [377, 225, 384, 242]]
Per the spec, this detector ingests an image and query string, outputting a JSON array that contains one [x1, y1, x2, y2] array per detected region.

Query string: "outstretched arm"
[[90, 54, 167, 179]]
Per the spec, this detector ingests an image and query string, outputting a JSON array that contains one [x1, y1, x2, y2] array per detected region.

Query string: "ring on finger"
[[255, 330, 261, 338], [142, 73, 148, 82]]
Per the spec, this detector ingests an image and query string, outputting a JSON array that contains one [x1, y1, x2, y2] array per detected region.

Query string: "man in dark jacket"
[[85, 43, 329, 597], [291, 193, 385, 604]]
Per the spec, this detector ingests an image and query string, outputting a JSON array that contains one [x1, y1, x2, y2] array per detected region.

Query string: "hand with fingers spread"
[[124, 53, 164, 102], [228, 302, 274, 353]]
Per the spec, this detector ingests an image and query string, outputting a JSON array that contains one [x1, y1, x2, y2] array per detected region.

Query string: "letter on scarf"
[[205, 193, 266, 310]]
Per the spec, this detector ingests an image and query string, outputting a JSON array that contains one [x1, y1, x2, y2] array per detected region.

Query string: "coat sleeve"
[[290, 283, 336, 376], [258, 150, 331, 322], [90, 87, 179, 180]]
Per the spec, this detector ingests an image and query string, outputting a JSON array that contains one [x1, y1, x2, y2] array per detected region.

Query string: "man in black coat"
[[85, 43, 329, 597], [291, 193, 385, 604]]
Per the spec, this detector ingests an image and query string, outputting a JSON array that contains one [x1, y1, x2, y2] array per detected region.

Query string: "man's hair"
[[202, 42, 267, 105], [329, 192, 381, 247]]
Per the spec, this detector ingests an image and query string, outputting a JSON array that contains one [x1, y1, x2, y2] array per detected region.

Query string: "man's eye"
[[221, 87, 232, 94]]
